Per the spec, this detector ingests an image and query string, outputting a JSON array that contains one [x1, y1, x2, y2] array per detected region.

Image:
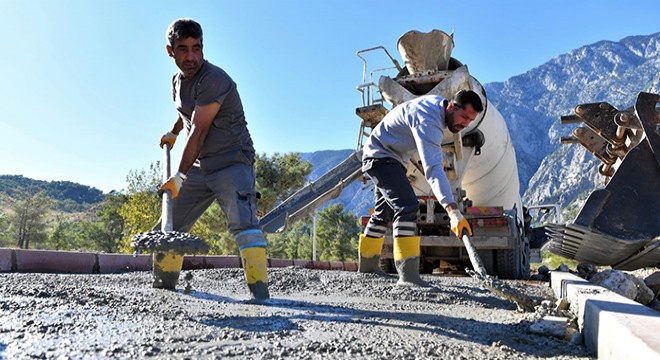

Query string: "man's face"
[[167, 37, 204, 79], [446, 103, 479, 133]]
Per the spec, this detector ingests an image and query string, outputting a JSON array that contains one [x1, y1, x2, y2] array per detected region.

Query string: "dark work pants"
[[362, 158, 418, 238]]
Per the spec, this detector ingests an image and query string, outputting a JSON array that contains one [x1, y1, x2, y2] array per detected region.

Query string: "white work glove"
[[160, 171, 186, 199], [160, 131, 178, 149], [448, 209, 473, 237]]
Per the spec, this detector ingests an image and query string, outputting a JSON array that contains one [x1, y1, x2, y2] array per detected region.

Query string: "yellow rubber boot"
[[152, 252, 184, 290], [358, 234, 388, 275], [393, 236, 430, 287], [240, 247, 270, 300]]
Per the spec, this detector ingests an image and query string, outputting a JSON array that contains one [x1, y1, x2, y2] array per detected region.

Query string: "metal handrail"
[[356, 46, 402, 106]]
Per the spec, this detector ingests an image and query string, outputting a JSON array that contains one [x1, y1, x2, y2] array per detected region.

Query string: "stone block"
[[269, 258, 294, 268], [15, 249, 95, 273], [183, 255, 205, 270], [329, 261, 344, 271], [293, 259, 312, 268], [343, 262, 358, 272], [311, 261, 330, 270], [97, 253, 152, 273], [205, 256, 241, 268], [0, 248, 13, 272]]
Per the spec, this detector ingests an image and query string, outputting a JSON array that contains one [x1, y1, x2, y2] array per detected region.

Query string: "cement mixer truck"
[[260, 30, 534, 279]]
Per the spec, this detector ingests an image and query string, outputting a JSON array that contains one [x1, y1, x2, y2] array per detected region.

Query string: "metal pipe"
[[560, 115, 583, 124], [162, 144, 173, 232], [560, 136, 580, 144]]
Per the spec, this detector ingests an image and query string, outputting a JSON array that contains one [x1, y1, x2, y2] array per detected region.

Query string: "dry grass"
[[531, 251, 580, 272]]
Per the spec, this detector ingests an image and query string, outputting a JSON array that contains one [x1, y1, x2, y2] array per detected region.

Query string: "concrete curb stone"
[[293, 259, 312, 268], [14, 249, 96, 273], [344, 262, 358, 272], [311, 261, 331, 270], [550, 271, 660, 359], [97, 253, 152, 273], [1, 248, 360, 275], [329, 261, 344, 271], [182, 255, 205, 270], [204, 256, 241, 268], [269, 259, 294, 268], [0, 248, 13, 272]]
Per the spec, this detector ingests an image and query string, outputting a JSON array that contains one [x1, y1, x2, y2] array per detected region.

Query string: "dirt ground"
[[0, 267, 594, 359]]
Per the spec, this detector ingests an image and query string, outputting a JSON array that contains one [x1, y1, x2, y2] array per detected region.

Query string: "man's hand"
[[160, 171, 186, 198], [160, 131, 178, 149], [448, 209, 472, 237]]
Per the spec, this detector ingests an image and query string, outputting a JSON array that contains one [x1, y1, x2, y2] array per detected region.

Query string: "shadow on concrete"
[[185, 290, 237, 304], [194, 297, 588, 357]]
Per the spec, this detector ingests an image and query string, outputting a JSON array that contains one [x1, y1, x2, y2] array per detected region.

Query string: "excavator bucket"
[[259, 150, 363, 233], [546, 92, 660, 269]]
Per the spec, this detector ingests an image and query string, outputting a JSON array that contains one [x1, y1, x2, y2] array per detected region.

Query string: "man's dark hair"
[[167, 18, 203, 47], [452, 90, 484, 113]]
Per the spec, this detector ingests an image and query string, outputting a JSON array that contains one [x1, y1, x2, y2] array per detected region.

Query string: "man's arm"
[[412, 122, 469, 236], [177, 101, 222, 174], [160, 116, 185, 149], [410, 118, 457, 208], [169, 116, 184, 135]]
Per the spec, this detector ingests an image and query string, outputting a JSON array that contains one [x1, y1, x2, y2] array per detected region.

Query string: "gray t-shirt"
[[362, 95, 455, 207], [172, 60, 255, 172]]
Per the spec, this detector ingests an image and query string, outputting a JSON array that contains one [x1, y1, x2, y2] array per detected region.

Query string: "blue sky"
[[2, 0, 659, 193]]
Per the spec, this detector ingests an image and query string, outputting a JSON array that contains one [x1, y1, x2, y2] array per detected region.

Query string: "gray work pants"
[[154, 163, 266, 249]]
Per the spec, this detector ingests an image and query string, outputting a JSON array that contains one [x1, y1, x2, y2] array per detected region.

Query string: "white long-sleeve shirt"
[[362, 95, 455, 207]]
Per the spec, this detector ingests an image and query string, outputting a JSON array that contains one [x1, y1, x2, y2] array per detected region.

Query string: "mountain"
[[484, 33, 660, 200], [0, 175, 106, 212], [301, 31, 660, 219], [486, 32, 660, 213], [300, 150, 373, 217]]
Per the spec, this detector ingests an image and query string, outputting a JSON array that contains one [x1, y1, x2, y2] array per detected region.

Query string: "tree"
[[77, 221, 114, 252], [8, 190, 52, 249], [315, 203, 360, 261], [255, 152, 312, 214], [94, 191, 128, 252], [190, 202, 237, 255], [117, 152, 312, 255], [284, 220, 314, 260], [118, 163, 161, 252], [193, 152, 312, 255], [0, 211, 11, 247], [266, 218, 313, 259], [45, 192, 126, 252], [46, 215, 75, 250]]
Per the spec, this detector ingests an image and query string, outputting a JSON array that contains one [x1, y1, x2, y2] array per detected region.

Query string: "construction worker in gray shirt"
[[359, 90, 484, 286], [158, 19, 269, 300]]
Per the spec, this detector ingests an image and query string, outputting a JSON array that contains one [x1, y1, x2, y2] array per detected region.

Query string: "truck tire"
[[520, 236, 531, 279], [379, 257, 395, 274], [495, 249, 518, 279], [495, 235, 531, 280], [477, 250, 496, 276], [419, 259, 435, 274]]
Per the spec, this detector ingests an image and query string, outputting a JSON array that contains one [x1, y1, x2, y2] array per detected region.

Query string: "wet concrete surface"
[[0, 268, 593, 359], [131, 230, 209, 255]]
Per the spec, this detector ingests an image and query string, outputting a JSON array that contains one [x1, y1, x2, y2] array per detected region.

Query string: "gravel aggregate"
[[0, 267, 594, 359], [131, 230, 209, 254]]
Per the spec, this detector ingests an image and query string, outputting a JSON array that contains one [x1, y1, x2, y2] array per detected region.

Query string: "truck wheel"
[[477, 250, 495, 276], [495, 249, 518, 279], [379, 257, 395, 274], [495, 236, 531, 280], [419, 259, 435, 274], [520, 236, 531, 279]]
